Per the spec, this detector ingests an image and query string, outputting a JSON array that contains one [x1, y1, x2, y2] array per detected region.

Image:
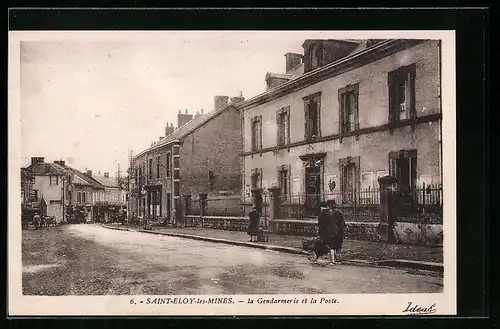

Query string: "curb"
[[100, 224, 442, 272], [137, 229, 309, 256], [375, 259, 443, 273]]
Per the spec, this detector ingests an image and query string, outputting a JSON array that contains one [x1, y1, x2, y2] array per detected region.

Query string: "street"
[[22, 225, 443, 295]]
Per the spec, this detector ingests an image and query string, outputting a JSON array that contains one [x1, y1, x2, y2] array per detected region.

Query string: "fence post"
[[377, 175, 398, 243], [268, 186, 282, 221], [199, 193, 207, 217], [183, 194, 191, 226]]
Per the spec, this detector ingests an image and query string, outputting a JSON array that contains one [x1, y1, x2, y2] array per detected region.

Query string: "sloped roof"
[[92, 174, 118, 188], [21, 168, 33, 182], [29, 162, 66, 175], [135, 103, 236, 158], [65, 167, 104, 189]]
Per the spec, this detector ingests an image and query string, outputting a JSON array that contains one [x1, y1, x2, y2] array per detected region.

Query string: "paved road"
[[22, 225, 443, 295]]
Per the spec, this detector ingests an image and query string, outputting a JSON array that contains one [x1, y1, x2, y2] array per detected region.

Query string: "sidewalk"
[[103, 223, 443, 271]]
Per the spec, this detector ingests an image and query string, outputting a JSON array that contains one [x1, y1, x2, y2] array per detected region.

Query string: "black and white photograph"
[[8, 30, 457, 316]]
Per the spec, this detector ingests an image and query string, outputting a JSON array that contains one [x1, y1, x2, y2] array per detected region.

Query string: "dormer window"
[[305, 43, 323, 72]]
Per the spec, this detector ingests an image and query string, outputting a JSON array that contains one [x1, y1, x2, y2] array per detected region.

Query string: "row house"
[[26, 157, 70, 223], [24, 158, 126, 223], [239, 39, 442, 216], [92, 171, 128, 222], [130, 94, 243, 225]]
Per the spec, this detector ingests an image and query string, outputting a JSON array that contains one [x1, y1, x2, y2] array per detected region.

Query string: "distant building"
[[239, 39, 442, 215], [27, 157, 70, 223], [92, 172, 127, 222], [130, 95, 243, 225]]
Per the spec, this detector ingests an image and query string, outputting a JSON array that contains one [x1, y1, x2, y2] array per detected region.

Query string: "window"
[[49, 175, 59, 185], [339, 83, 360, 134], [156, 157, 160, 179], [278, 165, 291, 200], [388, 63, 416, 123], [339, 157, 360, 204], [251, 116, 263, 151], [208, 170, 215, 190], [276, 107, 291, 146], [251, 168, 263, 189], [389, 150, 417, 191], [305, 43, 323, 72], [303, 93, 321, 141], [166, 153, 171, 177], [148, 159, 153, 180]]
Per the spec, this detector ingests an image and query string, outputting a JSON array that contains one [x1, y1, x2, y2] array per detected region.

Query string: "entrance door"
[[305, 166, 321, 216]]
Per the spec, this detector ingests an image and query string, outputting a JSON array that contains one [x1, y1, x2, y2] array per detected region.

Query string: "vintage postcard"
[[8, 30, 456, 316]]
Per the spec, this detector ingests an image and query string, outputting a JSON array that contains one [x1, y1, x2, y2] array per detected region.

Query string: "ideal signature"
[[402, 302, 437, 315]]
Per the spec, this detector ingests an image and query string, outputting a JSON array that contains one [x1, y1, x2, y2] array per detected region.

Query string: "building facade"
[[240, 39, 442, 215], [28, 157, 70, 223], [130, 95, 243, 225], [92, 172, 128, 222]]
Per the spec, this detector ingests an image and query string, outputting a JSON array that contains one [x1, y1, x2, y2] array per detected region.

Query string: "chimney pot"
[[31, 157, 45, 166], [201, 109, 204, 114], [284, 52, 303, 73], [185, 109, 188, 114], [214, 95, 229, 111], [104, 172, 109, 178], [87, 170, 92, 177]]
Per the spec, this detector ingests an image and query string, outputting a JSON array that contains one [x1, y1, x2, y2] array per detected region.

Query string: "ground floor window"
[[389, 150, 417, 191], [278, 165, 291, 201], [251, 168, 263, 189], [339, 156, 360, 204]]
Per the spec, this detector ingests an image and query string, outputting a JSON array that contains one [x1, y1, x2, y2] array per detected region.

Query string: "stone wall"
[[182, 215, 443, 247]]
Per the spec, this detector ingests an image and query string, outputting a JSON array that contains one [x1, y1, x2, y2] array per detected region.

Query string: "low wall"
[[184, 215, 443, 246], [185, 215, 248, 232]]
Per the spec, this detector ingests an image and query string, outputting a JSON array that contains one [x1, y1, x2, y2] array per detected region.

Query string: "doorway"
[[305, 166, 321, 216]]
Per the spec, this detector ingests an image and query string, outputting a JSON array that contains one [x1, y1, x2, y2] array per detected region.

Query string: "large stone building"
[[239, 39, 442, 216], [129, 95, 244, 225]]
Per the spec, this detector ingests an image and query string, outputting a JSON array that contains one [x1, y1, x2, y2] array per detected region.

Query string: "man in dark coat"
[[327, 200, 346, 263], [247, 206, 260, 242], [311, 202, 335, 263]]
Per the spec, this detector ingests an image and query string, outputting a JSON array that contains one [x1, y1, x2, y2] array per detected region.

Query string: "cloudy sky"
[[19, 31, 358, 174]]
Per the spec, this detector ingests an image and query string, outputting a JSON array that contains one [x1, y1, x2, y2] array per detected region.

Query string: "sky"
[[19, 31, 354, 175]]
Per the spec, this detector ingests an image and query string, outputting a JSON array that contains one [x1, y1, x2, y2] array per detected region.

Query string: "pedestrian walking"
[[247, 206, 261, 242], [310, 201, 334, 264], [327, 200, 346, 264], [33, 212, 41, 230]]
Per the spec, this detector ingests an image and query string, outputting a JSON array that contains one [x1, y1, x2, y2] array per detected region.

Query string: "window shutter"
[[410, 154, 417, 188], [354, 86, 360, 132], [285, 106, 291, 144], [316, 95, 322, 137], [338, 90, 344, 135], [354, 157, 361, 201], [304, 101, 310, 140], [409, 64, 417, 121], [388, 71, 397, 124], [276, 109, 281, 146], [259, 168, 263, 188], [259, 116, 263, 150]]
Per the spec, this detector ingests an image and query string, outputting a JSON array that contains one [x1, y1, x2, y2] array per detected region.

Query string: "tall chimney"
[[54, 160, 65, 167], [195, 110, 200, 118], [285, 53, 303, 73], [165, 121, 174, 136], [86, 170, 92, 177], [31, 157, 45, 166], [214, 95, 229, 111], [177, 110, 194, 128]]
